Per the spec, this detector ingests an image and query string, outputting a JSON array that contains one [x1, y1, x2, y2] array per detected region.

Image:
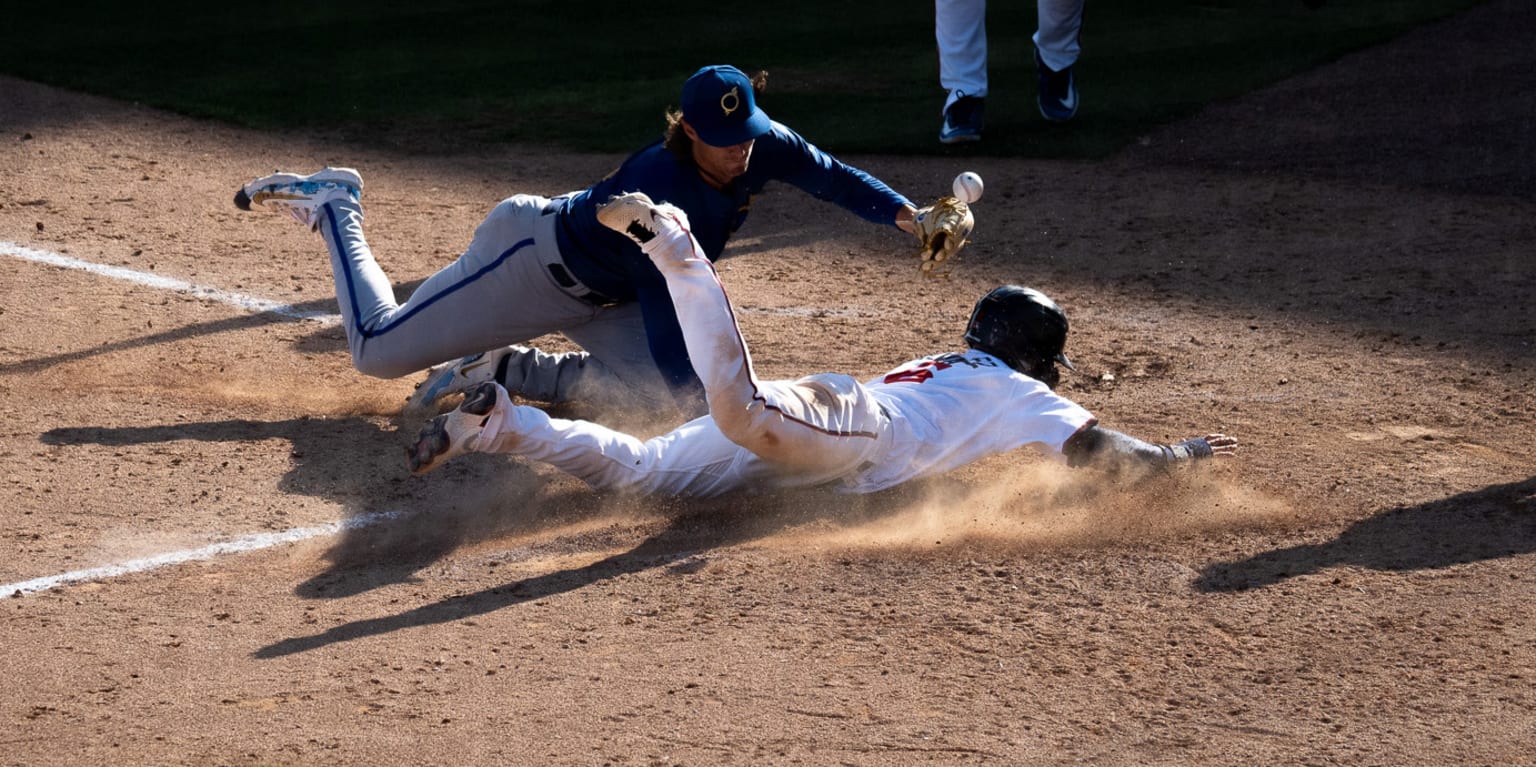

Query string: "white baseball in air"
[[952, 171, 984, 203]]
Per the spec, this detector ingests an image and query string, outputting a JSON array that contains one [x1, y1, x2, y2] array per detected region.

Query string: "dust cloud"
[[767, 461, 1294, 554]]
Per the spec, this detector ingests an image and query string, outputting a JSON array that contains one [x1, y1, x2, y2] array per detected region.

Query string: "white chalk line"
[[2, 240, 366, 596], [2, 510, 408, 597], [2, 240, 341, 324]]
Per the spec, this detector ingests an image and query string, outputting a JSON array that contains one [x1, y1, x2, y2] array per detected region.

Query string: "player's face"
[[684, 121, 754, 190]]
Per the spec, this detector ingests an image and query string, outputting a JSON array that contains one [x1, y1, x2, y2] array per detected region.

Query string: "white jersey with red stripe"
[[839, 349, 1096, 493]]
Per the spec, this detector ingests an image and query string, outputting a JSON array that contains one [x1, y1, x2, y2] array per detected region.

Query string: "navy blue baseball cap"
[[680, 65, 772, 147]]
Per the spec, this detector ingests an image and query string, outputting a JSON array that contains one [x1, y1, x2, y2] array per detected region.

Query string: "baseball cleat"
[[939, 94, 985, 144], [1034, 49, 1079, 123], [404, 346, 522, 417], [234, 167, 362, 230], [595, 191, 687, 247], [406, 381, 505, 475]]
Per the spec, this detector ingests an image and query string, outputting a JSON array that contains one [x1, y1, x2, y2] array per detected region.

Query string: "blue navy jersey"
[[551, 120, 912, 405]]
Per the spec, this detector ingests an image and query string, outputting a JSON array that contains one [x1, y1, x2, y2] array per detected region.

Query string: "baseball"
[[952, 171, 984, 203]]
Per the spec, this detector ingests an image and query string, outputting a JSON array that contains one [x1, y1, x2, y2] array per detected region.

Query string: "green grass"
[[0, 0, 1481, 157]]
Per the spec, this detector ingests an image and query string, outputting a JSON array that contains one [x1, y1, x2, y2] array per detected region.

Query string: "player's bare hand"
[[1202, 433, 1239, 457]]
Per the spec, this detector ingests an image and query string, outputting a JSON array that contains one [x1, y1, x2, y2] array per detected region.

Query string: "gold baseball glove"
[[912, 196, 974, 276]]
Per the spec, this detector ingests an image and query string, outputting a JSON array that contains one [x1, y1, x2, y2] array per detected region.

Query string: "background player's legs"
[[936, 0, 988, 109], [316, 195, 598, 379], [1034, 0, 1085, 71]]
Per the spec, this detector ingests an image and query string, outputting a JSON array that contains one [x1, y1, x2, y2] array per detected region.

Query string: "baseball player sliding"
[[406, 193, 1236, 496]]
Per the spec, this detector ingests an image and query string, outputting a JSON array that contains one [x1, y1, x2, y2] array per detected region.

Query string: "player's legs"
[[239, 172, 674, 408], [1033, 0, 1084, 71], [316, 195, 600, 378], [605, 198, 889, 480], [406, 313, 677, 419], [432, 309, 677, 413], [936, 0, 988, 108], [411, 382, 768, 497], [555, 304, 678, 411]]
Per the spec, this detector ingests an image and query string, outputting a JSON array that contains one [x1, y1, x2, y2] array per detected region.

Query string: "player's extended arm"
[[1061, 425, 1237, 479]]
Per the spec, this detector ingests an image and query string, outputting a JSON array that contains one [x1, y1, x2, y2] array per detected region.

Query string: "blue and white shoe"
[[1035, 49, 1079, 123], [939, 95, 985, 144], [234, 167, 362, 230], [404, 346, 523, 417], [407, 381, 506, 475]]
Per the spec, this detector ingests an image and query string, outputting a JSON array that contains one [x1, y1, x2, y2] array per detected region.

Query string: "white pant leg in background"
[[935, 0, 988, 110], [1034, 0, 1086, 71], [315, 195, 671, 408]]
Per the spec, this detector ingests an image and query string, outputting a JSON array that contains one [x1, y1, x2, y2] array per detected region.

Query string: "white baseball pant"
[[935, 0, 1087, 108]]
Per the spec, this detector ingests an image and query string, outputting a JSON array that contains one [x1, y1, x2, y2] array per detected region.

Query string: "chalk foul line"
[[2, 240, 341, 324], [3, 510, 408, 597], [2, 240, 372, 596]]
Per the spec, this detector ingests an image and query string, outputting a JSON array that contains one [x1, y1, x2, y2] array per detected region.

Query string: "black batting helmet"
[[963, 285, 1075, 384]]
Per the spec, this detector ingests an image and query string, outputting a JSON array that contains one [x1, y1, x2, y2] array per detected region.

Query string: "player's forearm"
[[1060, 425, 1221, 479]]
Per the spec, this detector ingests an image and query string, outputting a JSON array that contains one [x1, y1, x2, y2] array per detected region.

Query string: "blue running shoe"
[[939, 95, 985, 144], [1035, 49, 1079, 122]]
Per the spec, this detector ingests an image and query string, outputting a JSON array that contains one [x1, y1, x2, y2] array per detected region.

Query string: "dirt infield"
[[2, 2, 1533, 764]]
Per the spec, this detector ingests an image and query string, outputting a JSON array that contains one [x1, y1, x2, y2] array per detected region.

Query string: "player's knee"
[[350, 350, 420, 379]]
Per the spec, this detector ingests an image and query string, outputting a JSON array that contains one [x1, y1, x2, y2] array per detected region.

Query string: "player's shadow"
[[251, 483, 922, 660], [0, 297, 333, 378], [287, 400, 691, 600], [38, 409, 559, 595], [39, 408, 927, 620], [0, 277, 421, 378], [1193, 475, 1536, 592]]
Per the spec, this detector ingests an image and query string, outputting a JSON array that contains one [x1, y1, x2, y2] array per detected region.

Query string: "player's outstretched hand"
[[1201, 433, 1239, 457], [1167, 434, 1238, 463]]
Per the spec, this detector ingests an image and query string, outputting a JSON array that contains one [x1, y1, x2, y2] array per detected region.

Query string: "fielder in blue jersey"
[[236, 65, 926, 418]]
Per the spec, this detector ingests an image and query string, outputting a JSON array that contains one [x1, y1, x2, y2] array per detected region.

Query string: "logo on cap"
[[681, 65, 772, 147]]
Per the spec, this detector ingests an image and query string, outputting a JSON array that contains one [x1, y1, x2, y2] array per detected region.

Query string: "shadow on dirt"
[[252, 485, 920, 659], [42, 415, 408, 505], [0, 276, 424, 377], [36, 415, 534, 587], [1121, 0, 1536, 202], [0, 295, 338, 377], [39, 410, 925, 643], [1193, 475, 1536, 592]]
